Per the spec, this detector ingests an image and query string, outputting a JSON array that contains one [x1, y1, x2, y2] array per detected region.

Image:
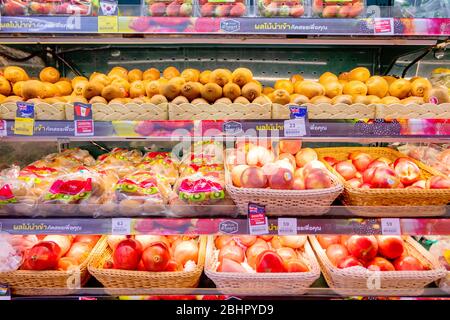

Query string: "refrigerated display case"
[[0, 0, 449, 301]]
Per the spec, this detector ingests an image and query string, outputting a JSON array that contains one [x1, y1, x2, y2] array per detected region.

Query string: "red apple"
[[302, 160, 327, 177], [326, 244, 349, 266], [426, 176, 450, 189], [279, 140, 302, 155], [215, 4, 231, 17], [268, 166, 294, 190], [322, 5, 339, 17], [274, 159, 295, 173], [367, 160, 389, 170], [290, 5, 305, 17], [334, 160, 357, 181], [240, 166, 267, 188], [229, 3, 246, 17], [360, 183, 372, 189], [149, 2, 167, 16], [349, 152, 373, 172], [292, 176, 305, 190], [200, 3, 215, 16], [305, 169, 332, 189], [323, 156, 338, 167], [371, 167, 401, 188], [347, 235, 378, 261], [338, 256, 363, 269], [393, 255, 424, 271], [347, 178, 362, 188], [376, 236, 404, 259], [366, 257, 395, 271], [166, 1, 181, 16], [394, 158, 421, 185], [340, 235, 350, 246], [411, 179, 426, 189], [277, 153, 296, 170], [362, 167, 377, 184], [295, 148, 318, 168], [376, 157, 392, 166], [317, 235, 340, 249]]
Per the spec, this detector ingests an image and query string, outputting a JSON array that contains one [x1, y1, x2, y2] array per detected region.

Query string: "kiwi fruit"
[[241, 82, 261, 101], [253, 96, 272, 105], [89, 96, 108, 104], [401, 96, 424, 105], [411, 78, 432, 97], [181, 81, 201, 101], [199, 70, 212, 85], [289, 94, 309, 105], [424, 86, 449, 104], [263, 87, 275, 95], [90, 73, 111, 87], [83, 81, 104, 99], [232, 68, 253, 87], [0, 94, 5, 103], [172, 96, 189, 105], [380, 96, 401, 104], [366, 95, 382, 104], [0, 77, 11, 96], [128, 69, 143, 82], [209, 69, 232, 87], [21, 80, 45, 99], [143, 68, 160, 81], [271, 89, 290, 105], [131, 97, 145, 104], [353, 95, 371, 105], [54, 80, 72, 96], [3, 95, 23, 102], [310, 96, 332, 104], [201, 83, 222, 102], [72, 80, 89, 96], [145, 80, 160, 97], [101, 84, 126, 101], [161, 82, 181, 100], [191, 98, 208, 105], [4, 66, 29, 83], [129, 80, 146, 98], [214, 97, 232, 105], [331, 95, 353, 105], [111, 78, 130, 93], [39, 67, 60, 83], [163, 66, 180, 80], [109, 98, 127, 104], [181, 69, 200, 82], [67, 96, 88, 104], [234, 96, 250, 104], [150, 94, 168, 105], [223, 82, 241, 101], [108, 66, 128, 80], [12, 81, 24, 97]]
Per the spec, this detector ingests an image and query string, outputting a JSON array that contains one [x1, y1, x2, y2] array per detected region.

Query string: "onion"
[[135, 235, 170, 250], [246, 241, 269, 269], [106, 235, 128, 251], [219, 244, 245, 263], [276, 247, 297, 262], [234, 235, 257, 247], [270, 236, 282, 249], [279, 236, 307, 249], [43, 235, 74, 257], [173, 240, 199, 267], [214, 236, 235, 249]]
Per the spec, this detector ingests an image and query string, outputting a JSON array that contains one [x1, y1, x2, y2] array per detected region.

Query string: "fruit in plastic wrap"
[[138, 152, 179, 185], [176, 173, 225, 205]]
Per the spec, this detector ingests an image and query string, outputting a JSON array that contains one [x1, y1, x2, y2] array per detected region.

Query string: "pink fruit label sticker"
[[374, 18, 394, 35], [429, 96, 439, 105]]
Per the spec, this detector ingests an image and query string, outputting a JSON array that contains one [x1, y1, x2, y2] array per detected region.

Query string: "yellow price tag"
[[14, 118, 34, 136], [98, 16, 118, 33]]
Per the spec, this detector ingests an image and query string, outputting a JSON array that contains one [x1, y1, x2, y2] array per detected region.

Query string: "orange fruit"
[[366, 76, 389, 98], [338, 72, 350, 81], [348, 67, 371, 82], [274, 79, 294, 94], [39, 67, 60, 83], [263, 87, 274, 95]]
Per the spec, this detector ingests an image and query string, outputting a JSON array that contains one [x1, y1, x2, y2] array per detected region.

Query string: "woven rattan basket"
[[0, 236, 104, 296], [0, 102, 67, 120], [204, 236, 321, 295], [169, 103, 271, 120], [376, 103, 450, 119], [88, 236, 206, 295], [272, 103, 376, 119], [225, 167, 343, 216], [65, 103, 168, 121], [315, 147, 450, 216], [309, 236, 446, 296]]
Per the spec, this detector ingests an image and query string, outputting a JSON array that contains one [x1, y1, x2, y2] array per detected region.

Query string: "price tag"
[[381, 218, 401, 235], [98, 16, 118, 33], [247, 203, 269, 235], [277, 218, 297, 235], [0, 283, 10, 301], [112, 218, 131, 235], [284, 105, 309, 137], [14, 102, 34, 136], [74, 102, 94, 136], [374, 18, 394, 35], [0, 120, 7, 137]]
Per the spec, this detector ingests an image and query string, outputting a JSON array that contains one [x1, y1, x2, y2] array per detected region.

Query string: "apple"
[[215, 4, 231, 17], [279, 140, 302, 155], [338, 256, 363, 269], [290, 5, 305, 17], [326, 244, 349, 266], [317, 235, 340, 249], [427, 176, 450, 189], [393, 158, 421, 185], [277, 153, 296, 170], [268, 166, 294, 189], [179, 3, 193, 16], [411, 180, 426, 189], [247, 146, 275, 167], [362, 167, 377, 184], [349, 152, 373, 172], [376, 236, 404, 259], [218, 258, 247, 273], [274, 159, 295, 173], [393, 255, 424, 271], [323, 156, 338, 167], [200, 3, 215, 16], [347, 178, 362, 188], [149, 2, 167, 16], [292, 176, 305, 190], [366, 257, 395, 271], [360, 183, 371, 189], [305, 169, 332, 189], [231, 164, 249, 187], [322, 5, 339, 17], [371, 167, 401, 188], [340, 235, 350, 246], [229, 3, 246, 17], [166, 2, 181, 16], [295, 148, 318, 168], [240, 166, 267, 188], [367, 160, 389, 170], [219, 244, 245, 263], [377, 157, 392, 166], [302, 160, 327, 177], [347, 235, 378, 261], [334, 160, 357, 180]]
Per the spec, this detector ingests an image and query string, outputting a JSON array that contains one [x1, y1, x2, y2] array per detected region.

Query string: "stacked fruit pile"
[[256, 0, 306, 18], [228, 140, 334, 190], [214, 235, 310, 273], [318, 235, 426, 271], [1, 234, 100, 271], [144, 0, 193, 17], [198, 0, 247, 17], [311, 0, 364, 18], [324, 151, 450, 189], [104, 235, 199, 272]]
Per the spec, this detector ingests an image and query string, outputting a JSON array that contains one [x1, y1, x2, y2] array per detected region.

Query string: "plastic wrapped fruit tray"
[[256, 0, 308, 18], [169, 102, 271, 120], [225, 167, 343, 216], [315, 147, 450, 217], [204, 236, 321, 295], [0, 236, 104, 296], [375, 103, 450, 119], [88, 236, 206, 295], [309, 236, 446, 296], [272, 103, 376, 119], [196, 0, 249, 17]]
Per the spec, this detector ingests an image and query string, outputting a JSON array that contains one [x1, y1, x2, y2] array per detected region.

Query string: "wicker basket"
[[315, 147, 450, 216], [225, 167, 343, 216], [204, 236, 321, 295], [0, 102, 67, 120], [0, 236, 104, 296], [272, 103, 376, 119], [88, 236, 206, 295], [376, 103, 450, 119], [65, 103, 168, 121], [169, 103, 271, 120], [309, 235, 447, 296]]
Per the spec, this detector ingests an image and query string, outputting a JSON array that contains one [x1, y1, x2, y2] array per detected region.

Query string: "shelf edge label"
[[381, 218, 401, 235], [112, 218, 132, 235]]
